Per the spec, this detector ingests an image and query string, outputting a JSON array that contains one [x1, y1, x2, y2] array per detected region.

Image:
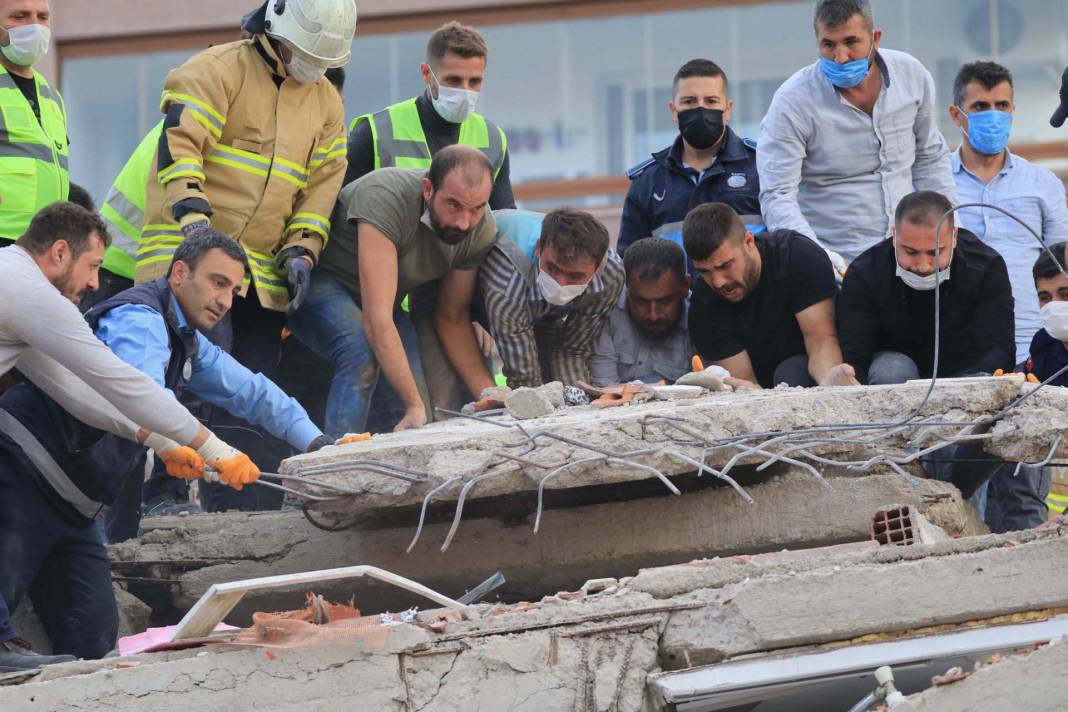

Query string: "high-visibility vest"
[[0, 66, 69, 241], [350, 97, 507, 179], [99, 122, 162, 279]]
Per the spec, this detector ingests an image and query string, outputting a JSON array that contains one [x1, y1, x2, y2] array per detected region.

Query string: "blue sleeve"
[[187, 332, 322, 451], [94, 304, 176, 398]]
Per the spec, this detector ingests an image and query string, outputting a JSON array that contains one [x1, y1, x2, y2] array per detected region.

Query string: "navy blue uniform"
[[618, 127, 761, 255], [1026, 328, 1068, 386]]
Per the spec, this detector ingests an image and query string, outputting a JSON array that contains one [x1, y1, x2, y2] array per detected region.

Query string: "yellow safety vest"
[[351, 97, 507, 179], [99, 122, 162, 279], [0, 66, 69, 241]]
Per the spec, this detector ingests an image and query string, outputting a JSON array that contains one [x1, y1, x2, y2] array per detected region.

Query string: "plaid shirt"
[[479, 245, 625, 388]]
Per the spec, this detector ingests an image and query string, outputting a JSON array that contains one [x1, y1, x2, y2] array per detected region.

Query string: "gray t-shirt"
[[317, 168, 497, 303]]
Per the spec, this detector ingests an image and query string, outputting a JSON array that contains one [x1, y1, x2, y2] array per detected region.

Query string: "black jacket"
[[838, 230, 1015, 383], [618, 127, 760, 255]]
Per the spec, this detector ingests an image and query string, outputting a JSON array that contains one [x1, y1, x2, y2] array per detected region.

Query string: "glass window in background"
[[61, 48, 201, 203]]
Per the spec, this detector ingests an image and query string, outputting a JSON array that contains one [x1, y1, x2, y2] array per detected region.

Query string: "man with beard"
[[0, 230, 337, 659], [684, 203, 857, 389], [290, 146, 498, 435], [478, 208, 623, 389], [590, 237, 693, 386]]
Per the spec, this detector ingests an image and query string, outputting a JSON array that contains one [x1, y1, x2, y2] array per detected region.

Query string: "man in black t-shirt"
[[683, 202, 857, 388]]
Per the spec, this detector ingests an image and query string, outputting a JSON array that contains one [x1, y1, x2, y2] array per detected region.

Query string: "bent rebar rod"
[[440, 465, 517, 553], [406, 476, 464, 553], [533, 455, 681, 534]]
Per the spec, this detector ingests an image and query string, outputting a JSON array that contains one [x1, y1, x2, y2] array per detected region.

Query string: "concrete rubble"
[[8, 377, 1067, 708], [898, 639, 1068, 712], [6, 525, 1068, 710], [281, 377, 1068, 515]]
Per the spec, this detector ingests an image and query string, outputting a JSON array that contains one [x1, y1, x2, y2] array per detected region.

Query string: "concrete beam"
[[109, 471, 983, 620]]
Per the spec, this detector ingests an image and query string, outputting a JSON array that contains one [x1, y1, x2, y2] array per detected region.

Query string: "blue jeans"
[[0, 593, 13, 644], [0, 459, 117, 658], [288, 272, 429, 437]]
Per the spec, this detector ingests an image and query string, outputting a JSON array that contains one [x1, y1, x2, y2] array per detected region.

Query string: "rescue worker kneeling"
[[0, 230, 335, 659]]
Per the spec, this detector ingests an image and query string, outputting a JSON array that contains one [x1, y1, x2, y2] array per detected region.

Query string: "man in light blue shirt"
[[758, 0, 957, 272], [949, 61, 1068, 365], [948, 61, 1068, 534], [93, 230, 330, 540]]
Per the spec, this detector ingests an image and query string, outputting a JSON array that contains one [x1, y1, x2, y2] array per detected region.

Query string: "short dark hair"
[[624, 237, 687, 283], [427, 21, 487, 63], [814, 0, 874, 31], [682, 203, 745, 262], [894, 191, 954, 229], [672, 58, 728, 96], [167, 228, 249, 278], [538, 208, 609, 265], [67, 183, 95, 212], [427, 144, 493, 192], [1034, 242, 1068, 282], [16, 202, 110, 258], [326, 66, 345, 93], [953, 61, 1013, 108]]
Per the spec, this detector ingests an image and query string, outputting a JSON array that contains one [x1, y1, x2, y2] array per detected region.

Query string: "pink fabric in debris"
[[118, 623, 239, 656]]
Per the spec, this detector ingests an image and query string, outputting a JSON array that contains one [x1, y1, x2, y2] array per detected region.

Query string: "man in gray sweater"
[[0, 202, 257, 672]]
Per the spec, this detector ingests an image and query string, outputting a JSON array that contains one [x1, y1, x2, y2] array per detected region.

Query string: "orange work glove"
[[196, 433, 260, 491], [144, 433, 205, 480], [335, 432, 372, 445], [208, 454, 260, 491], [161, 447, 205, 480]]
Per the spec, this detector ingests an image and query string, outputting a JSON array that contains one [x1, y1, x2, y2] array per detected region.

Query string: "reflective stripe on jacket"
[[350, 97, 506, 179], [100, 122, 162, 279], [0, 66, 69, 241], [138, 35, 347, 311]]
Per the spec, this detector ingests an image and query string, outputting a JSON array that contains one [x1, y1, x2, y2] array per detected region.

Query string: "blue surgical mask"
[[818, 41, 874, 89], [960, 108, 1012, 156]]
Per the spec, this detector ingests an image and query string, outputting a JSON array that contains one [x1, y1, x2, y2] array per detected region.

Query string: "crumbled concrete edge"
[[9, 526, 1066, 711], [896, 638, 1068, 712]]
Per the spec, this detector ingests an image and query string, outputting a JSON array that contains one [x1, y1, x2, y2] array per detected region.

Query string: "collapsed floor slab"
[[8, 526, 1068, 711], [281, 377, 1067, 518], [897, 639, 1068, 712], [108, 470, 984, 619]]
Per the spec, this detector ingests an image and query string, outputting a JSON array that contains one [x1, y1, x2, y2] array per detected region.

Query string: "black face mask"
[[677, 107, 725, 150]]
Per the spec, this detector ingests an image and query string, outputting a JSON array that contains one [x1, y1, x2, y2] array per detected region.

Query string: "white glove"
[[195, 432, 241, 463]]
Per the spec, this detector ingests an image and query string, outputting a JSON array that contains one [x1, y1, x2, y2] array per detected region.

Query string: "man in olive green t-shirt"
[[290, 146, 499, 434]]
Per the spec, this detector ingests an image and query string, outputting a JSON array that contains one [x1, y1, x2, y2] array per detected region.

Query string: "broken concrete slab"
[[8, 526, 1068, 711], [109, 470, 984, 619], [282, 377, 1065, 515], [898, 639, 1068, 712], [505, 386, 556, 419]]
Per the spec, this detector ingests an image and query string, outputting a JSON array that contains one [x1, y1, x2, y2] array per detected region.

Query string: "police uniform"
[[618, 127, 760, 255]]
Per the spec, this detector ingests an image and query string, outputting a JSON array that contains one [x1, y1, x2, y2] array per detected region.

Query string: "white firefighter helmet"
[[264, 0, 357, 68]]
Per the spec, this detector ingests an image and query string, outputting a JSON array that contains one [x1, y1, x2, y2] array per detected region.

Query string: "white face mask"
[[286, 55, 327, 85], [895, 262, 951, 291], [1040, 301, 1068, 342], [1, 23, 50, 68], [537, 269, 588, 307], [429, 67, 479, 124]]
